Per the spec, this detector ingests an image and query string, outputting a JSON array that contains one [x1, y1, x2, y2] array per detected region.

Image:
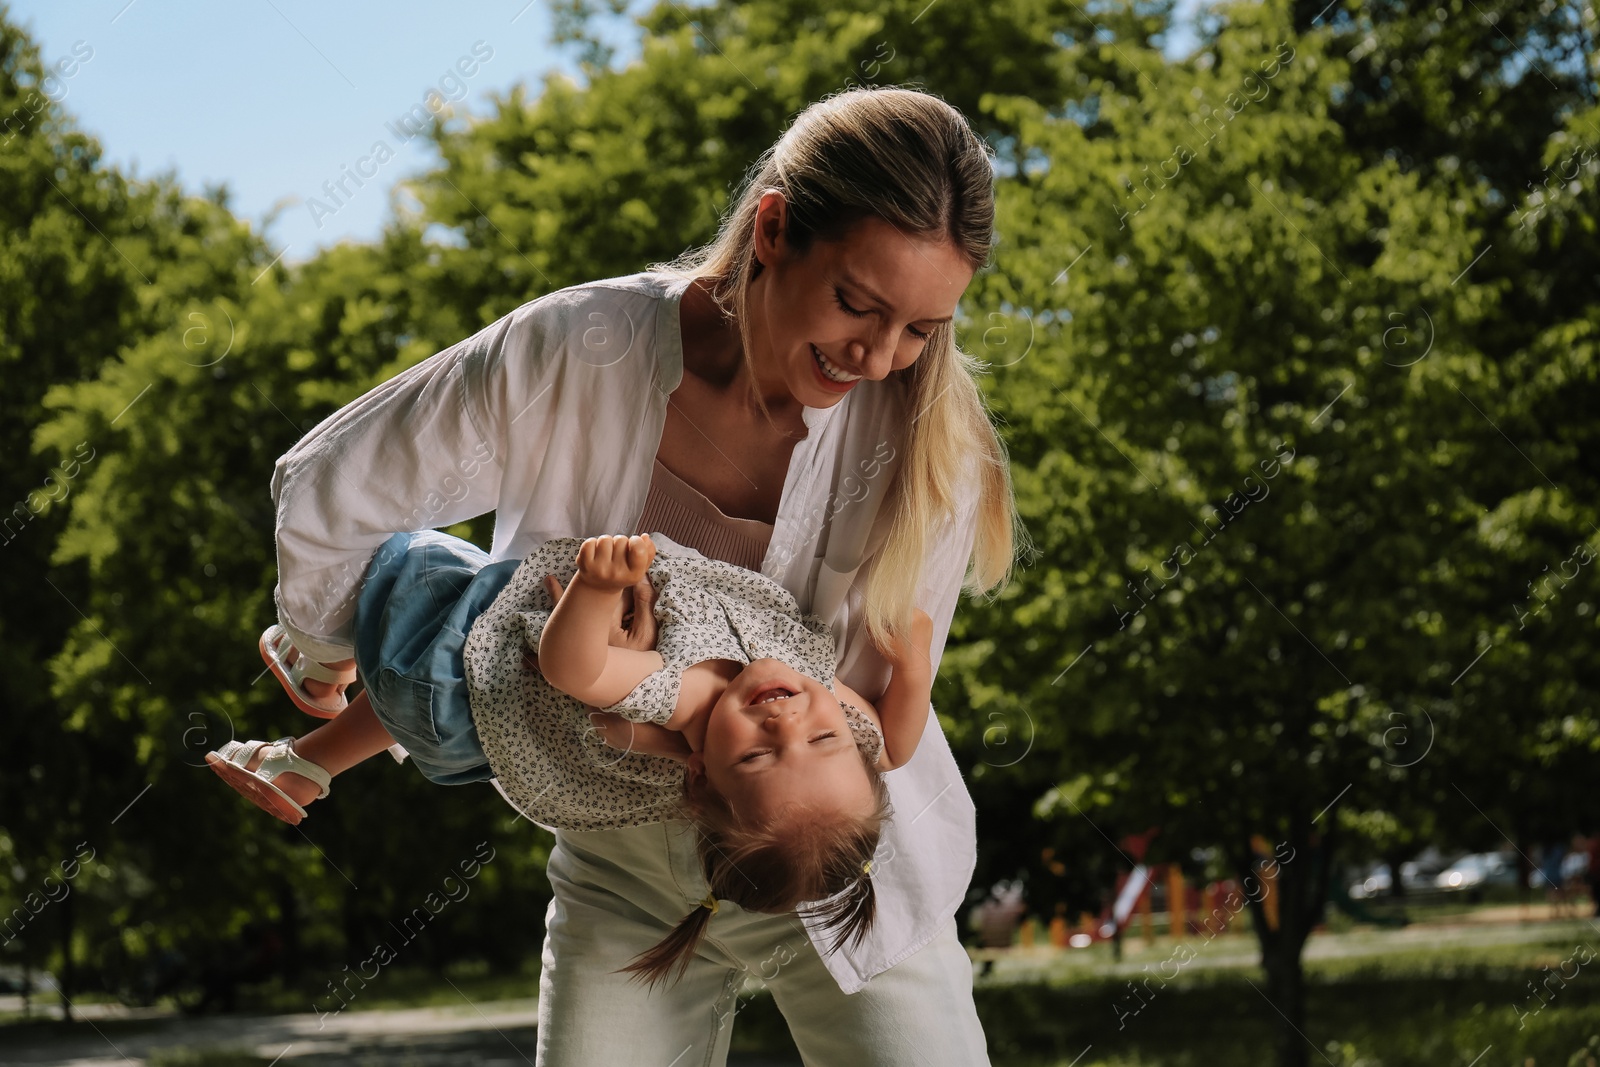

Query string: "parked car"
[[1348, 863, 1392, 900], [1347, 847, 1455, 899], [1435, 851, 1519, 892], [0, 965, 56, 995]]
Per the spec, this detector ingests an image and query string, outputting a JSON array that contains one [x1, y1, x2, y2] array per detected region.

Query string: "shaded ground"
[[4, 911, 1596, 1066], [0, 998, 802, 1067]]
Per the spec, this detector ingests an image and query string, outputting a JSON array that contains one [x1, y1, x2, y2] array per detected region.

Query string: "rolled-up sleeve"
[[271, 302, 559, 662]]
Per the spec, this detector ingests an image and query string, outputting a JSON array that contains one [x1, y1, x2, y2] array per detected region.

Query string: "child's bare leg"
[[282, 644, 355, 703], [240, 691, 395, 807]]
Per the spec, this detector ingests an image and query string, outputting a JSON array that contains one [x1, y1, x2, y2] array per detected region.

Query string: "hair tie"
[[861, 860, 873, 876], [700, 894, 719, 915]]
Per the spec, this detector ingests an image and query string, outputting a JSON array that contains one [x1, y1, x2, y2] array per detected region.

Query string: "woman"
[[270, 86, 1022, 1064]]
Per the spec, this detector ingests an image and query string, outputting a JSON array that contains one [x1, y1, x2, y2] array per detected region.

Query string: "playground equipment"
[[1083, 833, 1289, 945]]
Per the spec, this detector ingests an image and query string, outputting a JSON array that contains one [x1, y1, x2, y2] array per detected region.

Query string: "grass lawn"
[[5, 914, 1597, 1065], [733, 916, 1600, 1066]]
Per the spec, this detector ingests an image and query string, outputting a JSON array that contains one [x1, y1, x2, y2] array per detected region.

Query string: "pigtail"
[[619, 746, 893, 988], [619, 898, 716, 988], [809, 869, 880, 956]]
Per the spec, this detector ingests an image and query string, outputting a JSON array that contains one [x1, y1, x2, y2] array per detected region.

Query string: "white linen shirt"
[[270, 270, 982, 994]]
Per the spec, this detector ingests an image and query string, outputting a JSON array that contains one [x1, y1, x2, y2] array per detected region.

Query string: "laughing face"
[[689, 657, 875, 823], [746, 195, 976, 407]]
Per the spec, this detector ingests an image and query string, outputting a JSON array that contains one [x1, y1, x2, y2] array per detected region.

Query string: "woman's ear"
[[755, 187, 793, 265], [685, 752, 706, 786]]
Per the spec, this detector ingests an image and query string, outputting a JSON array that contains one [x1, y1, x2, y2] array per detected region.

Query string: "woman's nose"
[[847, 331, 896, 379]]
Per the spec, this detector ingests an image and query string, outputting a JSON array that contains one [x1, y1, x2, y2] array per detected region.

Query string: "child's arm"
[[838, 609, 935, 771], [537, 535, 666, 709], [587, 659, 736, 761], [585, 710, 693, 761]]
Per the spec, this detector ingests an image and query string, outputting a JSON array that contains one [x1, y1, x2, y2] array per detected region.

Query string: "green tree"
[[0, 8, 236, 1015], [3, 9, 553, 1013], [940, 1, 1599, 1064], [11, 2, 1597, 1061]]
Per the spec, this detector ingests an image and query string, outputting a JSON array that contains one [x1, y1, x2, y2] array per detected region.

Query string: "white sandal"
[[206, 738, 331, 825], [259, 625, 356, 718]]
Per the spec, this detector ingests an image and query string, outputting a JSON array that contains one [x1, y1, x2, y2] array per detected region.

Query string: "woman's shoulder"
[[473, 271, 683, 395], [503, 270, 681, 327]]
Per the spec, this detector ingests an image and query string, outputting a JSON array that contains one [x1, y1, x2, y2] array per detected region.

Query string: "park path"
[[979, 910, 1600, 983], [5, 913, 1594, 1065], [0, 997, 802, 1066]]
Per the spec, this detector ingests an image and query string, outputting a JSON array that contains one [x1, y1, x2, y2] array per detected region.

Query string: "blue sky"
[[10, 0, 1202, 263]]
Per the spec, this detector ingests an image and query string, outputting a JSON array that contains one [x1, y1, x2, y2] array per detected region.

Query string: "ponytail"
[[808, 866, 879, 957], [619, 896, 718, 989], [617, 746, 893, 988]]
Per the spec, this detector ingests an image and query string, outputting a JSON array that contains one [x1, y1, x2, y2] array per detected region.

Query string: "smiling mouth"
[[811, 344, 862, 383], [746, 682, 797, 707]]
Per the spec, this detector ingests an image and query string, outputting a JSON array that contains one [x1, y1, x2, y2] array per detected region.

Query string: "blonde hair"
[[620, 747, 892, 988], [651, 86, 1030, 651]]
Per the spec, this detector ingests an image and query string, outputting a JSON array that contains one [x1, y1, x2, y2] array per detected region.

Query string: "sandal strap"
[[215, 738, 270, 769], [266, 626, 358, 686], [222, 737, 332, 799], [258, 739, 332, 798], [289, 655, 357, 687]]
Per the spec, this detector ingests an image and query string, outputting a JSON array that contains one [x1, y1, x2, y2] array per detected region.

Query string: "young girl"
[[208, 529, 934, 983]]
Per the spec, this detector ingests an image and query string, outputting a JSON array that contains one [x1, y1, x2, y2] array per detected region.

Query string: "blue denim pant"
[[353, 530, 519, 785]]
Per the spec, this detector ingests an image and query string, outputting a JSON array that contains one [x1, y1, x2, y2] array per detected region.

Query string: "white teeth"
[[812, 345, 861, 383], [755, 689, 793, 705]]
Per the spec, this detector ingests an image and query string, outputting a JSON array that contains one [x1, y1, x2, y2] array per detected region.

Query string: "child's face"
[[693, 658, 875, 822]]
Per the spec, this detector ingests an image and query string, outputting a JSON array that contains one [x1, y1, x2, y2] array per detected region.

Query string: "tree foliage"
[[2, 0, 1595, 1062]]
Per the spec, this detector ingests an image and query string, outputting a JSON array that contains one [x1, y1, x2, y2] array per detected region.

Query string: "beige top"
[[635, 459, 882, 760], [636, 457, 774, 572]]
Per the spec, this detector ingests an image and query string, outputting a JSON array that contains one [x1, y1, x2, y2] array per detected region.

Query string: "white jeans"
[[535, 820, 992, 1066]]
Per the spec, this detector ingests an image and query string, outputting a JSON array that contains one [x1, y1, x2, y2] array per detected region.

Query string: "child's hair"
[[619, 744, 894, 987]]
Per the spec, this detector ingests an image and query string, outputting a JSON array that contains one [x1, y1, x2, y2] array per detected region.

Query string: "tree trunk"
[[1236, 816, 1336, 1067], [1259, 920, 1310, 1067], [278, 879, 300, 982], [341, 878, 366, 963], [58, 888, 73, 1022], [1381, 845, 1410, 901]]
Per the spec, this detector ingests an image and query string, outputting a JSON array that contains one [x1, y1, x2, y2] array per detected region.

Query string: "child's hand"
[[541, 571, 658, 652], [573, 534, 656, 593]]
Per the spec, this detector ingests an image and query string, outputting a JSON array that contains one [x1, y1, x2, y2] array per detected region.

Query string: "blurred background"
[[1, 0, 1597, 1064]]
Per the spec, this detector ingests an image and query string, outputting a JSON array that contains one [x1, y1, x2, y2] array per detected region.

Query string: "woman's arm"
[[272, 302, 561, 662], [537, 535, 665, 708], [837, 609, 934, 771]]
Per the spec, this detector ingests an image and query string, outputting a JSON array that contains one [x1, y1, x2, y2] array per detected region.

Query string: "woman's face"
[[748, 195, 976, 407], [690, 657, 875, 824]]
